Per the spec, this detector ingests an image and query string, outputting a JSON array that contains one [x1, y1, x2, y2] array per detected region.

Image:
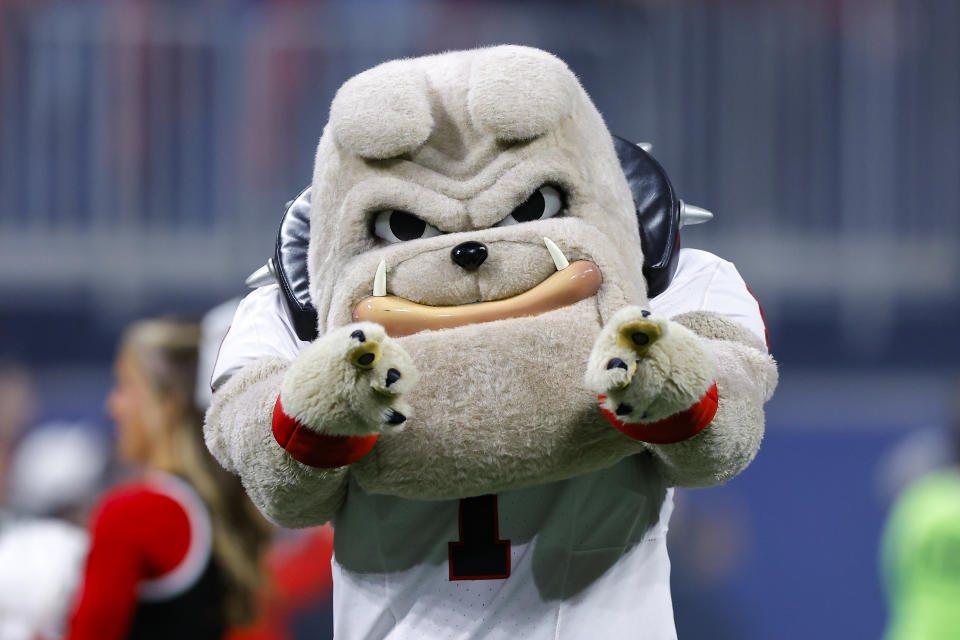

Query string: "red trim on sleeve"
[[272, 396, 378, 468], [744, 285, 770, 352], [599, 382, 719, 444]]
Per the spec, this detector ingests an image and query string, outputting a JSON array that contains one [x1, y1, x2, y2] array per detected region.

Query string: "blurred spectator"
[[0, 420, 108, 640], [66, 318, 272, 640], [0, 363, 37, 508], [0, 518, 87, 640], [6, 421, 109, 521], [881, 390, 960, 638], [875, 426, 955, 503]]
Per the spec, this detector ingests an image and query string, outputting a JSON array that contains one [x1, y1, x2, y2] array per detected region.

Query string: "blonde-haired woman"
[[67, 318, 272, 640]]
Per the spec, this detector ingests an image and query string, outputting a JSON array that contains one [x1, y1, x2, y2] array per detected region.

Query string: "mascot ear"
[[248, 138, 712, 343]]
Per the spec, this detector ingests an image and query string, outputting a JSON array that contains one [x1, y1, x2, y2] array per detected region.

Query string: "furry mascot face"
[[304, 46, 653, 499]]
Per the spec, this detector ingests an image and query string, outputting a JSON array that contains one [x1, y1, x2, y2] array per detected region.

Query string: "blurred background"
[[1, 0, 958, 638]]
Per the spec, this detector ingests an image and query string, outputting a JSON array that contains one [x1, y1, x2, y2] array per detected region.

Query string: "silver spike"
[[637, 142, 653, 153], [245, 259, 277, 288], [679, 201, 714, 228]]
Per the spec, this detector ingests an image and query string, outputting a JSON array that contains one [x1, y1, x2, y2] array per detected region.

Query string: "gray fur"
[[673, 310, 769, 352], [204, 356, 348, 526], [647, 312, 778, 487]]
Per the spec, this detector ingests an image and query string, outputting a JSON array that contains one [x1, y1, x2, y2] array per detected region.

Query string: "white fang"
[[373, 259, 387, 297], [679, 201, 714, 227], [543, 237, 570, 271], [637, 142, 653, 153]]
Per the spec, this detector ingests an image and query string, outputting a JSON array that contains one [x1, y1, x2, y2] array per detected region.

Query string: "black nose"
[[450, 241, 488, 271]]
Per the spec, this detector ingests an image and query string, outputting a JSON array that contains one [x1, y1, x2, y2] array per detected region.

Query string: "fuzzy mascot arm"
[[205, 321, 418, 527], [586, 301, 777, 488], [205, 356, 348, 527], [648, 311, 777, 487]]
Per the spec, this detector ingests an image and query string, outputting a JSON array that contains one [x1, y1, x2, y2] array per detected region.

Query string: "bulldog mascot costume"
[[205, 46, 778, 639]]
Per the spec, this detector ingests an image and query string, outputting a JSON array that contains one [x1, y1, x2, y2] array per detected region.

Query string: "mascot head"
[[303, 46, 654, 498]]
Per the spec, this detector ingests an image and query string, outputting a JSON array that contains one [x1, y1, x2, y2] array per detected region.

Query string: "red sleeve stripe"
[[598, 382, 718, 444], [272, 396, 378, 468], [744, 285, 770, 352]]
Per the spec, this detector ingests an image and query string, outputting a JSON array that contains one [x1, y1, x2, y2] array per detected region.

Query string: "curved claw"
[[605, 357, 637, 390]]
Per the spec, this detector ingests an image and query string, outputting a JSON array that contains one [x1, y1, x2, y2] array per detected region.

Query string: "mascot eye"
[[373, 210, 442, 243], [496, 185, 564, 227]]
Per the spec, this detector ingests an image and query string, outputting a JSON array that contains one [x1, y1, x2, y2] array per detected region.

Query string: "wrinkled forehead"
[[328, 46, 580, 161], [308, 45, 637, 264]]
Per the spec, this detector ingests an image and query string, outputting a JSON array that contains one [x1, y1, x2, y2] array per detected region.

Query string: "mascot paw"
[[585, 306, 716, 424], [280, 322, 419, 437]]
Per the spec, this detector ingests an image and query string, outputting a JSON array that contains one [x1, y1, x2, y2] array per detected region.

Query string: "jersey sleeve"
[[66, 487, 192, 640], [210, 285, 310, 391], [66, 492, 144, 640], [700, 260, 769, 351], [650, 248, 769, 350]]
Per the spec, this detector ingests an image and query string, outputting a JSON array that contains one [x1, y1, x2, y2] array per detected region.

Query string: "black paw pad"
[[631, 332, 649, 346], [357, 352, 375, 366], [606, 358, 628, 371], [350, 329, 366, 343], [615, 403, 634, 416], [385, 409, 406, 425], [385, 368, 401, 387], [641, 310, 651, 318]]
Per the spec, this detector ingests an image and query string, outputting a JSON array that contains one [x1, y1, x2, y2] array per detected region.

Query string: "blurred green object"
[[882, 469, 960, 639]]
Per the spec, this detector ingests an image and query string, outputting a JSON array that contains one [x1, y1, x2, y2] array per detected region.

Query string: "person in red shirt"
[[67, 318, 272, 640]]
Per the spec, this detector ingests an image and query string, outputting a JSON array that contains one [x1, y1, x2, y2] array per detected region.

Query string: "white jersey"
[[213, 248, 767, 640]]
